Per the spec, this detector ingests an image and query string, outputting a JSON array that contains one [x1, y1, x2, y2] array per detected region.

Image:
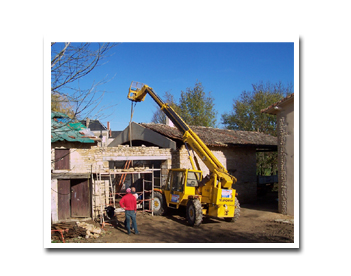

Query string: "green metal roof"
[[51, 111, 69, 119], [51, 112, 96, 143]]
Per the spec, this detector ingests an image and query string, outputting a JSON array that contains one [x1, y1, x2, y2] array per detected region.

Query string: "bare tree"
[[51, 42, 118, 120], [151, 91, 179, 124]]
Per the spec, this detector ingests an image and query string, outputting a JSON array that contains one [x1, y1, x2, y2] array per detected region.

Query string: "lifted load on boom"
[[128, 81, 240, 226]]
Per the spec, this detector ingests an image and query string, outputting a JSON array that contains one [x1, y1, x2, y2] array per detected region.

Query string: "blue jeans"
[[125, 210, 139, 234]]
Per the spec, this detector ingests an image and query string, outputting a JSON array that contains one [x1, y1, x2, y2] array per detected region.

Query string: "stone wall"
[[277, 102, 294, 215], [51, 144, 172, 173], [224, 147, 257, 203]]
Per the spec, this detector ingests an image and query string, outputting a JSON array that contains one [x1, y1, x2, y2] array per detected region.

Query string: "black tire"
[[186, 199, 203, 226], [224, 196, 241, 222], [153, 191, 166, 216]]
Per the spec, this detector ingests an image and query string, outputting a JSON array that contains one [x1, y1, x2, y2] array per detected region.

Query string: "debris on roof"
[[140, 123, 277, 147], [51, 112, 97, 143]]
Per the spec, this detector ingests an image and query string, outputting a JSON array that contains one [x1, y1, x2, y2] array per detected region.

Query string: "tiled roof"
[[140, 123, 277, 147], [261, 93, 294, 114]]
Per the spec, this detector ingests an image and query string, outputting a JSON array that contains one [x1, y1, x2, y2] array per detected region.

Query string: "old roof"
[[140, 123, 277, 147], [80, 119, 107, 131], [110, 131, 122, 138], [108, 122, 177, 149], [51, 112, 96, 143], [261, 93, 294, 114]]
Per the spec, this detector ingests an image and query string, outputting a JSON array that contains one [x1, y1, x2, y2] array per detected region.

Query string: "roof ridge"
[[140, 123, 277, 147]]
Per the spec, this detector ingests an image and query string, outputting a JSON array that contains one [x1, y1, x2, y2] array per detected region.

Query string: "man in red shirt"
[[119, 188, 140, 235]]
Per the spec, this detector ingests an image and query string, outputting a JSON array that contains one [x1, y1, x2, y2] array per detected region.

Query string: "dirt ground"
[[53, 194, 294, 245]]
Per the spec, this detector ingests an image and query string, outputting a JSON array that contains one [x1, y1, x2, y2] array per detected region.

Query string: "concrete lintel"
[[103, 155, 170, 161], [51, 173, 91, 179]]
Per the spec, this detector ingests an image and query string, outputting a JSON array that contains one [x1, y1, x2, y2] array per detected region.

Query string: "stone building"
[[261, 93, 294, 215], [51, 113, 170, 223], [109, 122, 278, 204], [51, 112, 98, 223]]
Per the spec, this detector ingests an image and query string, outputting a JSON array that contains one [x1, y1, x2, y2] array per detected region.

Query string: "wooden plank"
[[58, 179, 70, 220], [71, 179, 90, 217]]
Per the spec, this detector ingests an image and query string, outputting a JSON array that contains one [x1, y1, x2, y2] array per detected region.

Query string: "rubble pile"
[[76, 221, 102, 239], [51, 221, 102, 242]]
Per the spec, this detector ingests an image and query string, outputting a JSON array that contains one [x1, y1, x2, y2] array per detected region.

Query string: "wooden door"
[[55, 149, 70, 170], [58, 179, 71, 220], [71, 179, 90, 217]]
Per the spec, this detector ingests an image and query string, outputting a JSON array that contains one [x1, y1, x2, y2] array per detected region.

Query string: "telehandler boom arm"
[[127, 81, 237, 189]]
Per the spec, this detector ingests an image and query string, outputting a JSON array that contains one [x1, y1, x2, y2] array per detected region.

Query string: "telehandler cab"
[[127, 81, 240, 226]]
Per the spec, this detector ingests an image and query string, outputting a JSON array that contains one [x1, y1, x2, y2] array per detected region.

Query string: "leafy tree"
[[221, 81, 293, 176], [221, 81, 293, 136], [151, 81, 217, 128], [51, 93, 75, 118], [179, 81, 217, 127]]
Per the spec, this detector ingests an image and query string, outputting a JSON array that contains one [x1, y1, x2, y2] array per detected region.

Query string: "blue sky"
[[55, 42, 294, 131]]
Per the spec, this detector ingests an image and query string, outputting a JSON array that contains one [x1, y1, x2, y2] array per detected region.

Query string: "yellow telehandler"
[[127, 81, 240, 226]]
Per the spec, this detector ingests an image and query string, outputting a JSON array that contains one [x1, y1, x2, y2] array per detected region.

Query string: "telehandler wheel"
[[153, 191, 166, 216], [224, 197, 241, 222], [186, 199, 203, 226]]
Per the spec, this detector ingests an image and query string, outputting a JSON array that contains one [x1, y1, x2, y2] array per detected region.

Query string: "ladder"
[[93, 163, 106, 225], [108, 173, 115, 208], [115, 160, 131, 192]]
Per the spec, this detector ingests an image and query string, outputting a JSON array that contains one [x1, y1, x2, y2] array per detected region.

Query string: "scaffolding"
[[91, 163, 159, 223]]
